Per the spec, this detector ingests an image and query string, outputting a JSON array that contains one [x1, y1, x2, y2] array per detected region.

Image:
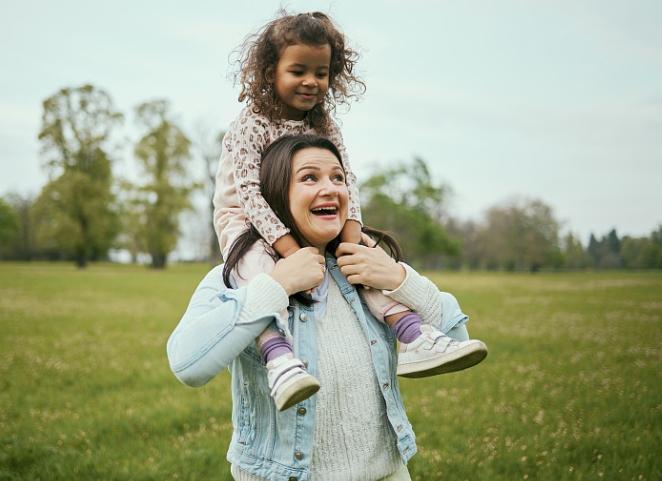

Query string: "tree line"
[[1, 83, 661, 271], [360, 158, 662, 271], [1, 85, 199, 268]]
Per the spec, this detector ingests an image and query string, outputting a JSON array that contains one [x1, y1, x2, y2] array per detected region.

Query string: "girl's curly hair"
[[232, 11, 366, 135]]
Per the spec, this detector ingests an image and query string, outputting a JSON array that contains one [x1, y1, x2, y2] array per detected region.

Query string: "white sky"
[[1, 0, 661, 248]]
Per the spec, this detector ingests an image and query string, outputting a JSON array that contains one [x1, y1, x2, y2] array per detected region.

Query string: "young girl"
[[213, 11, 487, 411]]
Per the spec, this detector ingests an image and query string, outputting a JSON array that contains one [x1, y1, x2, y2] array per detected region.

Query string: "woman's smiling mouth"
[[311, 204, 339, 218]]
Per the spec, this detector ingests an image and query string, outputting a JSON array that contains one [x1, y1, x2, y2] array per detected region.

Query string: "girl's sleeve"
[[327, 120, 362, 224], [232, 112, 290, 245], [382, 263, 469, 336], [166, 266, 289, 387]]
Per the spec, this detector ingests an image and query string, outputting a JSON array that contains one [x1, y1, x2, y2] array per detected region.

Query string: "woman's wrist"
[[269, 270, 294, 296], [383, 262, 411, 295]]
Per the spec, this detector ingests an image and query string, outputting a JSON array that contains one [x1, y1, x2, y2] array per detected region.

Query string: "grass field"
[[0, 262, 660, 481]]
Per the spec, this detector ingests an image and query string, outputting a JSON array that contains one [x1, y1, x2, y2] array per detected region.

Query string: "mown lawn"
[[0, 263, 660, 481]]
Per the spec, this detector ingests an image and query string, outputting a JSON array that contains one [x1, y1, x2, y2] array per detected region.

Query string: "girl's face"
[[288, 146, 348, 250], [273, 43, 331, 120]]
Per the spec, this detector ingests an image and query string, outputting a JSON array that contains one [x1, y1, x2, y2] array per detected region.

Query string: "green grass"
[[0, 263, 660, 481]]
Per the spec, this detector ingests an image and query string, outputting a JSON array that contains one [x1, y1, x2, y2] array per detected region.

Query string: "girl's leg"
[[230, 240, 320, 411], [257, 326, 292, 363], [361, 288, 423, 343], [361, 287, 486, 378]]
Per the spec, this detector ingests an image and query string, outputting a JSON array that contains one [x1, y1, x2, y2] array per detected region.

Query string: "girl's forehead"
[[279, 43, 331, 63]]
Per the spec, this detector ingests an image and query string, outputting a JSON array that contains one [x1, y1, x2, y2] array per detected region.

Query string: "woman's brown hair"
[[232, 11, 366, 135]]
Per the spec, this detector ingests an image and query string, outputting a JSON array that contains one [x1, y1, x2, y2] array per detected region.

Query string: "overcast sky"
[[2, 0, 661, 249]]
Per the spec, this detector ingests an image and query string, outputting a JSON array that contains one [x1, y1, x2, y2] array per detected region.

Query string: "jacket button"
[[370, 339, 377, 345], [299, 313, 308, 322], [288, 478, 298, 481], [294, 451, 304, 460], [382, 383, 390, 390], [297, 407, 307, 415]]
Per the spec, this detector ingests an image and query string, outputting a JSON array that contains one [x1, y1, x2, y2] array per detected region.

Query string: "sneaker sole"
[[275, 377, 321, 411], [397, 341, 488, 378]]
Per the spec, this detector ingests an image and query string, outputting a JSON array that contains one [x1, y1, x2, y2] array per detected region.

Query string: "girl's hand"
[[270, 247, 326, 296], [335, 242, 406, 291]]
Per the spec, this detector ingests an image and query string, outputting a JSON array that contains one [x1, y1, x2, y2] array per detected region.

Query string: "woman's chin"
[[305, 221, 343, 247]]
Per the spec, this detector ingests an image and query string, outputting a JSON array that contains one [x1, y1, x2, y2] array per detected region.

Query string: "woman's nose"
[[319, 180, 344, 197], [319, 179, 340, 196]]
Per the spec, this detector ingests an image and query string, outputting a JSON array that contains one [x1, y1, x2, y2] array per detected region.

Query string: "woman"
[[167, 135, 478, 481]]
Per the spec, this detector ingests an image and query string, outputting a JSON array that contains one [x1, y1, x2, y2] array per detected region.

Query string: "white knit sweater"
[[233, 279, 401, 481]]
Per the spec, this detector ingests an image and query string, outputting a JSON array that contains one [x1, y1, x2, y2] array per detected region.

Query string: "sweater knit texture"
[[233, 279, 401, 481]]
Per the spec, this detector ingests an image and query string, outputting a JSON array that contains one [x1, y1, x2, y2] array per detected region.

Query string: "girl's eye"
[[316, 72, 329, 79], [333, 174, 345, 183], [302, 174, 316, 182], [290, 70, 304, 76]]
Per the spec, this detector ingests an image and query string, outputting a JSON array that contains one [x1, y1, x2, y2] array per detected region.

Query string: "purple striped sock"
[[392, 312, 423, 344], [260, 336, 294, 364]]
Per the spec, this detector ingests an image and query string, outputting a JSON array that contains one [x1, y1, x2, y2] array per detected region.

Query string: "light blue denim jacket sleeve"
[[166, 265, 288, 387]]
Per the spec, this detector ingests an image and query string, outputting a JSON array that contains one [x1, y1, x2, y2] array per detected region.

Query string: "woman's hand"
[[269, 247, 326, 296], [335, 240, 406, 291]]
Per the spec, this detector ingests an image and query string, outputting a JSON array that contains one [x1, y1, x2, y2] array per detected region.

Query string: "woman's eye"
[[333, 174, 345, 183], [302, 174, 316, 182]]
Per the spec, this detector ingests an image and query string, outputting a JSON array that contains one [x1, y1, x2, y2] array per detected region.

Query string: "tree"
[[0, 193, 40, 260], [562, 232, 589, 269], [477, 198, 562, 272], [586, 229, 624, 268], [621, 226, 662, 269], [621, 236, 650, 269], [360, 157, 457, 269], [649, 225, 662, 268], [35, 84, 122, 267], [587, 234, 600, 267], [130, 99, 197, 268], [0, 198, 18, 259]]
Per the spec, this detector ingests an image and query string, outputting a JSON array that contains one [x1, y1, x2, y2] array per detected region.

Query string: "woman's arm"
[[166, 267, 289, 387], [335, 242, 470, 338], [382, 263, 470, 339], [166, 248, 326, 387]]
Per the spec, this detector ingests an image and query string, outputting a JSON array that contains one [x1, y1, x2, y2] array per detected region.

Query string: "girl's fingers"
[[360, 232, 377, 247]]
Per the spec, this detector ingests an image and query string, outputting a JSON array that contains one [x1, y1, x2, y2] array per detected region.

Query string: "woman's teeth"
[[311, 207, 337, 216]]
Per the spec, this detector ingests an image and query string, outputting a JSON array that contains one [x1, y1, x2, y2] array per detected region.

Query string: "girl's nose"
[[302, 75, 317, 87]]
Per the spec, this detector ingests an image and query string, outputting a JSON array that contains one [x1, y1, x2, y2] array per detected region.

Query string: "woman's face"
[[288, 147, 349, 250]]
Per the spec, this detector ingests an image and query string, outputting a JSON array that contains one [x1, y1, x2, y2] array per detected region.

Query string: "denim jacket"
[[167, 255, 470, 481]]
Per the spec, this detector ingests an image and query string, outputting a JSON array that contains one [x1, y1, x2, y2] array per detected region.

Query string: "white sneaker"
[[266, 353, 321, 411], [397, 324, 488, 378]]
